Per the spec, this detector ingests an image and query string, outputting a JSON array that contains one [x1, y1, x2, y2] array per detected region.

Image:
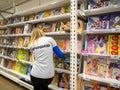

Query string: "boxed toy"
[[109, 13, 120, 29]]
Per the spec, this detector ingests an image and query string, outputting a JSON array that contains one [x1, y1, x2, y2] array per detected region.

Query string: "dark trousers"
[[30, 75, 53, 90]]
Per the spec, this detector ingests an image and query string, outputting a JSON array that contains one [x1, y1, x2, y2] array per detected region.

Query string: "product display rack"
[[78, 2, 120, 89], [0, 0, 85, 90]]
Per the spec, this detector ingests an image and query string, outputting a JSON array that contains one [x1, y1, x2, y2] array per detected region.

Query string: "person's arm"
[[53, 46, 65, 59]]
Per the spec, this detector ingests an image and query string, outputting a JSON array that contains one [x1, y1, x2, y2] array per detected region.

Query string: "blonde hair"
[[31, 28, 45, 45]]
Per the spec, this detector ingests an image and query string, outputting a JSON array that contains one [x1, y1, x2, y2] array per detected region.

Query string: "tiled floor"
[[0, 75, 28, 90]]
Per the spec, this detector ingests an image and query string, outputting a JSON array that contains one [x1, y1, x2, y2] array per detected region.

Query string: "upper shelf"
[[84, 29, 120, 34], [84, 4, 120, 16], [7, 0, 70, 18], [26, 13, 70, 24]]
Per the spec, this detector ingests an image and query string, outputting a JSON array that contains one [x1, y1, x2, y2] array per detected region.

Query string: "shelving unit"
[[0, 0, 85, 90], [78, 2, 120, 89], [79, 74, 120, 88]]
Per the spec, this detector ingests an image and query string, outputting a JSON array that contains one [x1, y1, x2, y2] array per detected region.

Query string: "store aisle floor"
[[0, 75, 29, 90]]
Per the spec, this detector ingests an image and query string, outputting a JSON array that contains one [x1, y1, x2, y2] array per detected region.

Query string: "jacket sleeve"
[[53, 46, 65, 59]]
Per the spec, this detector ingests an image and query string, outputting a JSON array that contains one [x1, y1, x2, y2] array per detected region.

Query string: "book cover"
[[38, 12, 44, 19], [58, 73, 70, 89], [51, 72, 59, 86], [23, 37, 30, 47], [86, 35, 108, 54], [26, 64, 32, 75], [17, 50, 23, 60], [29, 54, 34, 62], [14, 62, 21, 72], [109, 13, 120, 29], [108, 35, 120, 55], [7, 60, 14, 69], [85, 56, 107, 78], [56, 40, 64, 50], [107, 59, 120, 81], [19, 63, 27, 74], [54, 54, 64, 69], [17, 37, 24, 47], [21, 50, 29, 61], [51, 23, 57, 32], [87, 15, 109, 30]]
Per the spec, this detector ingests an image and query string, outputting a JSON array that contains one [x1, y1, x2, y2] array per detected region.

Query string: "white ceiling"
[[0, 0, 31, 10]]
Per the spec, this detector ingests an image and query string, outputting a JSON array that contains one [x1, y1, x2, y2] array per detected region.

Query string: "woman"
[[30, 28, 65, 90]]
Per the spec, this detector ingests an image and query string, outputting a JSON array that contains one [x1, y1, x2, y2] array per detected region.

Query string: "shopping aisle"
[[0, 75, 29, 90]]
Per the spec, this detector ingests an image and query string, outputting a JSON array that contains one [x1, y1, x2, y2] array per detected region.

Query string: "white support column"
[[70, 0, 78, 90]]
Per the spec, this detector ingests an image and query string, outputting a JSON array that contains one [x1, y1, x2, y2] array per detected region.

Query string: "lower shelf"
[[0, 69, 33, 90], [0, 68, 64, 90], [79, 74, 120, 88]]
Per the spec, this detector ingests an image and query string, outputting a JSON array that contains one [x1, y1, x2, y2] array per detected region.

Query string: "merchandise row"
[[88, 0, 120, 9], [0, 5, 70, 26], [87, 12, 120, 30], [85, 34, 120, 55]]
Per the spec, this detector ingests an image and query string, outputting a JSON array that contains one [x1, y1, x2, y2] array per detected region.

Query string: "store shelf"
[[0, 67, 33, 90], [79, 74, 120, 88], [0, 66, 64, 90], [84, 28, 120, 34], [0, 45, 30, 50], [6, 0, 70, 17], [0, 54, 32, 65], [49, 85, 64, 90], [0, 26, 7, 29], [0, 34, 31, 37], [55, 68, 70, 74], [26, 13, 70, 24], [82, 52, 120, 60], [6, 22, 26, 27], [45, 32, 70, 36], [84, 4, 120, 16]]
